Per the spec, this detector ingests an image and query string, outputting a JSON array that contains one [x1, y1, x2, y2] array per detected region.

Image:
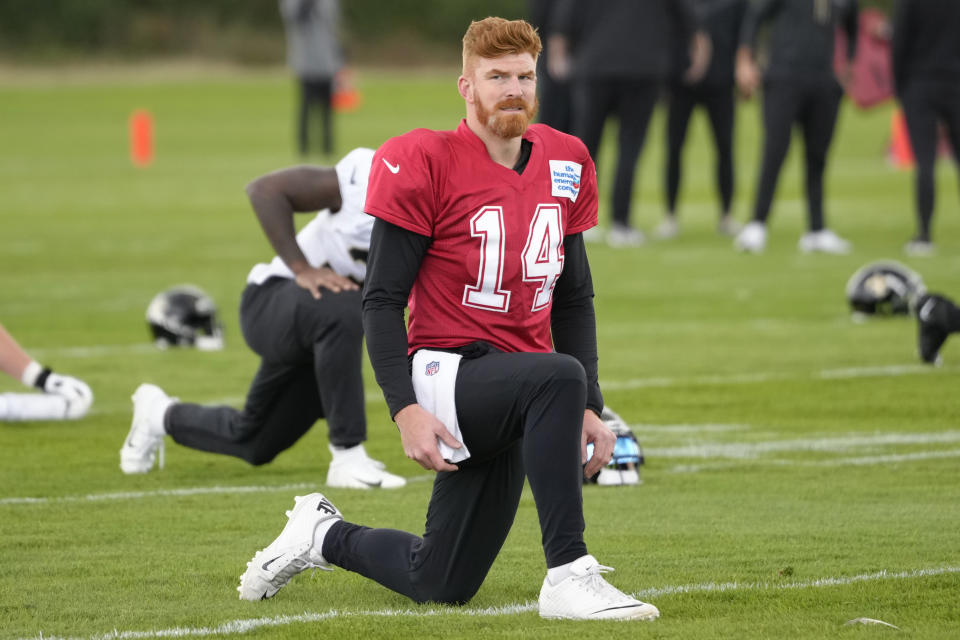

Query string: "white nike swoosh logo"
[[382, 158, 400, 174], [919, 299, 936, 322]]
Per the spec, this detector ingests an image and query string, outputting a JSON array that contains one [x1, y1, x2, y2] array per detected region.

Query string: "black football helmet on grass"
[[585, 406, 644, 486], [846, 261, 925, 316], [146, 284, 224, 350]]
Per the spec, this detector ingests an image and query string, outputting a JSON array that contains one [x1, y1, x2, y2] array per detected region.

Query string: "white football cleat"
[[653, 217, 679, 239], [238, 493, 342, 601], [904, 238, 935, 257], [326, 444, 406, 489], [581, 226, 604, 244], [539, 554, 660, 621], [734, 221, 767, 253], [606, 224, 646, 248], [120, 384, 173, 474], [716, 215, 741, 237], [797, 228, 851, 254]]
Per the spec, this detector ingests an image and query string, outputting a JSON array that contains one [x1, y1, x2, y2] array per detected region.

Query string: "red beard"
[[475, 94, 539, 139]]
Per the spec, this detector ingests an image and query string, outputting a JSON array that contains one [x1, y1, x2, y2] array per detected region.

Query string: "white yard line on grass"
[[0, 482, 318, 506], [19, 566, 960, 640], [0, 476, 435, 506], [649, 430, 960, 459], [671, 448, 960, 474], [603, 363, 950, 391]]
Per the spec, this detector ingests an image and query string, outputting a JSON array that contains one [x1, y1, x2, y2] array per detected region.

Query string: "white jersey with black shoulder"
[[246, 147, 375, 285]]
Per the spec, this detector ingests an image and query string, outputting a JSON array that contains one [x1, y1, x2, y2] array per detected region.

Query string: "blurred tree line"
[[0, 0, 895, 66], [0, 0, 525, 65]]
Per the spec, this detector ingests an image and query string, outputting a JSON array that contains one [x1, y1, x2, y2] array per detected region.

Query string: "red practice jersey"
[[365, 120, 598, 354]]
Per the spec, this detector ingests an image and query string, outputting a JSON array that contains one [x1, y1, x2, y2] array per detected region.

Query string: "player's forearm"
[[0, 322, 33, 381], [362, 219, 430, 418], [246, 179, 310, 273], [245, 166, 342, 274], [551, 234, 603, 415]]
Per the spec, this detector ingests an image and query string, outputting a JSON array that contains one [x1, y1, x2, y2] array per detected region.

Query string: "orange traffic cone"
[[332, 69, 362, 113], [888, 108, 914, 170], [129, 109, 155, 168]]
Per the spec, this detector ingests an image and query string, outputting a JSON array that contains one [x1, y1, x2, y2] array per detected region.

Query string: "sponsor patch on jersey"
[[425, 360, 440, 376], [549, 160, 582, 202]]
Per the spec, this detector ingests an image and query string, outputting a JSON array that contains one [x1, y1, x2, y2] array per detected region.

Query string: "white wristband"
[[21, 360, 44, 388]]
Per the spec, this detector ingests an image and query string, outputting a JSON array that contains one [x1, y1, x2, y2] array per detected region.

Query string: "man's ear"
[[457, 75, 472, 102]]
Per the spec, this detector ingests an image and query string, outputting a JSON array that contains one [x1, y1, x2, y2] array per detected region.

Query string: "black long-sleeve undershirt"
[[361, 219, 604, 420]]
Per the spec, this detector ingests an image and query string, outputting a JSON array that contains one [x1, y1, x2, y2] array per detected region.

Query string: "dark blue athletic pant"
[[165, 278, 366, 465], [323, 350, 589, 605], [900, 79, 960, 241], [751, 75, 843, 231]]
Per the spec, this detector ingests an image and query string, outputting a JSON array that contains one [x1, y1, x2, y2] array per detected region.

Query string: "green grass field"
[[1, 64, 959, 639]]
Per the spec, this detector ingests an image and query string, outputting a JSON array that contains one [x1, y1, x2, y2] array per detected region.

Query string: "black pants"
[[666, 82, 736, 217], [298, 77, 333, 155], [573, 78, 662, 228], [536, 56, 573, 134], [900, 80, 960, 241], [751, 76, 843, 231], [166, 278, 365, 465], [323, 350, 589, 605]]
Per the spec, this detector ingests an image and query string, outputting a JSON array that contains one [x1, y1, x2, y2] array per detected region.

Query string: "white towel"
[[411, 349, 471, 464]]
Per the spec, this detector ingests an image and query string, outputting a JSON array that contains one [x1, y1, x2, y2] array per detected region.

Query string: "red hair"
[[462, 17, 542, 74]]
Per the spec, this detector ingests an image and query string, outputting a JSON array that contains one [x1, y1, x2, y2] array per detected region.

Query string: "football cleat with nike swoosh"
[[326, 443, 406, 489], [238, 493, 342, 601]]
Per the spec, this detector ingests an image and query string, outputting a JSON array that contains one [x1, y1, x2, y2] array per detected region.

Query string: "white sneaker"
[[582, 226, 604, 244], [653, 217, 679, 239], [798, 229, 851, 254], [606, 224, 645, 248], [734, 221, 767, 253], [238, 493, 342, 601], [119, 384, 173, 474], [539, 555, 659, 620], [904, 238, 935, 257], [326, 443, 406, 489], [716, 215, 741, 237]]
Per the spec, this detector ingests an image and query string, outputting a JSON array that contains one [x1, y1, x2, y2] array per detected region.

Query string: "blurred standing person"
[[0, 322, 92, 421], [280, 0, 343, 156], [527, 0, 573, 133], [549, 0, 705, 248], [656, 0, 749, 240], [734, 0, 859, 254], [892, 0, 960, 256]]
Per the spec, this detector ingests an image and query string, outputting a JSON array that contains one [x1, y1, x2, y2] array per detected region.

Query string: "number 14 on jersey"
[[462, 204, 565, 314]]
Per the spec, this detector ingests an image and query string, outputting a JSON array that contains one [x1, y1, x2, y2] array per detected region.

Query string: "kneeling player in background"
[[120, 148, 405, 490]]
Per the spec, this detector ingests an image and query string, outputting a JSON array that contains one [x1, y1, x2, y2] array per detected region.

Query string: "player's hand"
[[294, 266, 359, 300], [43, 373, 93, 419], [683, 31, 712, 85], [735, 53, 759, 99], [546, 34, 571, 81], [581, 409, 615, 479], [394, 404, 460, 472]]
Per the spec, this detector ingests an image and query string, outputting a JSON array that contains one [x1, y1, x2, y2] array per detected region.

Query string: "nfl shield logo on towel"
[[425, 361, 440, 376]]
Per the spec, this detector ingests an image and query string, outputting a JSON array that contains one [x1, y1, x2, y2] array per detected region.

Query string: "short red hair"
[[462, 17, 542, 74]]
